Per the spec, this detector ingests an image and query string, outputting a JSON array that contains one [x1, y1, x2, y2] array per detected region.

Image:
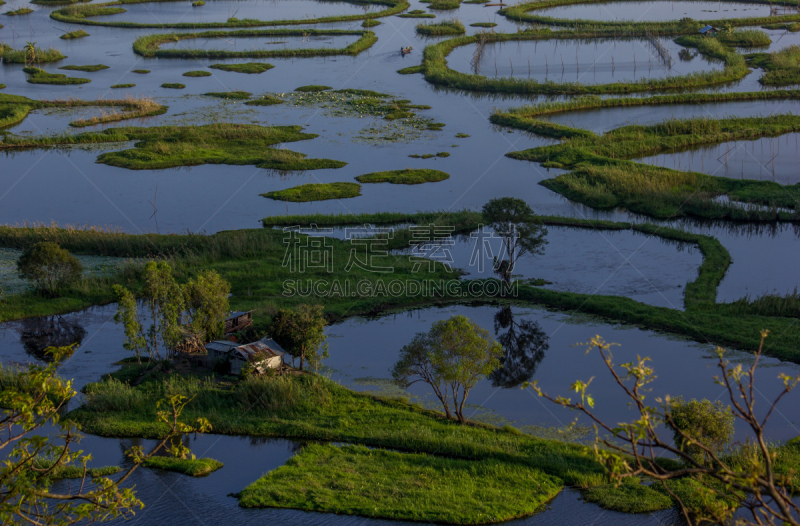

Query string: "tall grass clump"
[[0, 44, 65, 64], [416, 19, 465, 36]]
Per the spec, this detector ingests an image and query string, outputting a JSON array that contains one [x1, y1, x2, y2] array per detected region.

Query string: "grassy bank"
[[1, 123, 346, 172], [499, 0, 800, 32], [51, 0, 409, 29], [133, 29, 376, 59], [355, 168, 450, 184], [497, 113, 800, 221], [61, 30, 90, 40], [261, 182, 362, 202], [142, 456, 223, 477], [414, 29, 748, 95], [239, 443, 561, 523], [416, 19, 465, 36], [748, 45, 800, 85]]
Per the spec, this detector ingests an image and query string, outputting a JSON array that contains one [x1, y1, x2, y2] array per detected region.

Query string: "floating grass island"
[[416, 29, 749, 95], [362, 19, 381, 27], [131, 69, 149, 74], [0, 123, 346, 172], [356, 168, 450, 184], [398, 9, 435, 18], [60, 30, 89, 39], [0, 44, 65, 64], [110, 83, 135, 88], [262, 182, 361, 202], [209, 62, 273, 74], [51, 0, 409, 29], [161, 82, 185, 89], [416, 19, 465, 36], [4, 7, 34, 16], [245, 94, 283, 106], [295, 85, 333, 92], [183, 70, 211, 77], [142, 456, 223, 477], [204, 91, 251, 99], [24, 67, 90, 85], [748, 45, 800, 85], [133, 29, 377, 59], [470, 22, 496, 27], [59, 64, 108, 72]]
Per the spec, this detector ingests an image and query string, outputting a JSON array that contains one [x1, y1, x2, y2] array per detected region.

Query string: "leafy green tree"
[[142, 261, 184, 358], [392, 315, 502, 423], [24, 41, 36, 66], [113, 284, 147, 363], [270, 304, 328, 371], [0, 345, 211, 525], [667, 397, 734, 466], [481, 197, 547, 283], [183, 270, 230, 343], [17, 242, 83, 297]]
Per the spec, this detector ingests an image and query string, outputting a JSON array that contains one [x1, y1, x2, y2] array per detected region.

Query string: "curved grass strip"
[[417, 29, 747, 95], [33, 0, 89, 4], [0, 44, 65, 64], [142, 456, 223, 477], [209, 62, 273, 74], [183, 70, 211, 77], [61, 30, 89, 39], [356, 168, 450, 184], [748, 45, 800, 85], [416, 19, 465, 35], [263, 182, 361, 202], [0, 123, 346, 171], [59, 64, 108, 72], [499, 0, 800, 33], [503, 115, 800, 221], [133, 29, 376, 59], [204, 90, 251, 99], [24, 67, 90, 85], [490, 90, 800, 139], [0, 93, 166, 129], [51, 0, 409, 29], [239, 443, 562, 523]]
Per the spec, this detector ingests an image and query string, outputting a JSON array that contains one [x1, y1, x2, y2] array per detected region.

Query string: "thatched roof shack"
[[205, 337, 286, 375]]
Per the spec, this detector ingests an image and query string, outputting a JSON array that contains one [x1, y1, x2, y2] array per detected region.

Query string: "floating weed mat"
[[276, 89, 444, 144]]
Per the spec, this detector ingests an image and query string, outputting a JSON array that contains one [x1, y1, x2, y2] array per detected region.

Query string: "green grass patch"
[[429, 0, 460, 10], [24, 67, 90, 85], [398, 65, 424, 74], [4, 7, 33, 15], [32, 0, 89, 4], [0, 44, 65, 64], [51, 0, 409, 29], [0, 93, 166, 128], [748, 45, 800, 85], [245, 95, 283, 106], [204, 90, 251, 99], [455, 132, 470, 137], [295, 84, 332, 92], [362, 18, 381, 27], [1, 123, 346, 171], [356, 168, 450, 184], [183, 70, 210, 77], [209, 62, 274, 74], [470, 22, 496, 27], [262, 182, 361, 202], [161, 82, 185, 89], [110, 83, 135, 88], [416, 19, 465, 36], [718, 29, 771, 48], [143, 456, 223, 477], [239, 443, 561, 524], [131, 69, 149, 74], [59, 64, 108, 72], [133, 29, 377, 59], [192, 0, 204, 5], [60, 30, 89, 39]]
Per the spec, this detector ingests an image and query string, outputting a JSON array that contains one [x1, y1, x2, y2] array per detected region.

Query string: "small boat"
[[401, 46, 413, 55]]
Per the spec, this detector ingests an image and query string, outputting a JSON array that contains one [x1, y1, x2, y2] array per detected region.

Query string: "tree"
[[142, 261, 184, 358], [17, 242, 83, 298], [113, 284, 147, 364], [481, 197, 547, 283], [270, 304, 328, 371], [0, 345, 211, 525], [667, 397, 734, 466], [489, 306, 549, 388], [24, 41, 36, 66], [531, 332, 800, 526], [183, 270, 230, 343], [392, 315, 502, 423]]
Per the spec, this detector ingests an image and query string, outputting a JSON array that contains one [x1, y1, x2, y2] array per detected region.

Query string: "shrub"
[[666, 397, 734, 465], [17, 242, 83, 297]]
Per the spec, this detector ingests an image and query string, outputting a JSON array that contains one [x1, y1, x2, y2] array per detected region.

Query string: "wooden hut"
[[224, 311, 253, 334], [204, 336, 286, 375]]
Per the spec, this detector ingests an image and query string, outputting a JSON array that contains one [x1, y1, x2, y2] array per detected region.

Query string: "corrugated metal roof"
[[226, 311, 251, 320], [233, 341, 286, 362], [699, 25, 715, 33], [205, 340, 238, 353], [259, 337, 286, 354]]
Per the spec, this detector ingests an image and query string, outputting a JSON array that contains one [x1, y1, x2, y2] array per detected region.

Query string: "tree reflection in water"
[[490, 306, 549, 388], [18, 315, 86, 362]]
